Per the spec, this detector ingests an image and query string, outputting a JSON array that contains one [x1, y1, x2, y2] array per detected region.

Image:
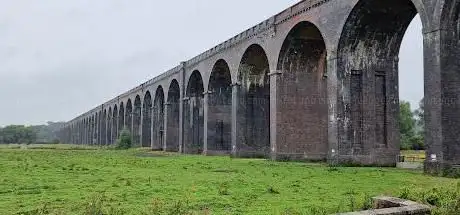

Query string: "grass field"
[[0, 145, 458, 215]]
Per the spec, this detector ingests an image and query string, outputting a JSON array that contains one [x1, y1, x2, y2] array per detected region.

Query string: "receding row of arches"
[[61, 17, 393, 157], [61, 0, 458, 166]]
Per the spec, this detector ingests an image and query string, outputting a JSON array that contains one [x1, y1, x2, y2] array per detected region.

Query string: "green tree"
[[0, 125, 37, 144], [414, 98, 424, 133], [399, 101, 416, 150]]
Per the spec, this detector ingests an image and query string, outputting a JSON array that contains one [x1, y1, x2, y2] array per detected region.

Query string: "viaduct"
[[57, 0, 460, 176]]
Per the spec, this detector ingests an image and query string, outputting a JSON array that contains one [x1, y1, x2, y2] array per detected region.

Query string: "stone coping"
[[335, 196, 431, 215]]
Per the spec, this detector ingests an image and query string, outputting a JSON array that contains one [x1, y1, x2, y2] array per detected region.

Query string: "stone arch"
[[119, 102, 125, 133], [81, 119, 85, 145], [86, 118, 89, 144], [88, 118, 91, 145], [87, 118, 90, 144], [153, 86, 165, 150], [113, 105, 118, 143], [70, 124, 74, 144], [166, 79, 180, 152], [80, 120, 84, 145], [125, 99, 133, 135], [98, 111, 102, 145], [275, 21, 328, 161], [185, 70, 205, 154], [81, 120, 84, 145], [108, 107, 113, 145], [84, 118, 88, 145], [93, 112, 99, 145], [142, 91, 153, 147], [236, 44, 270, 157], [76, 121, 79, 144], [133, 95, 142, 146], [88, 115, 94, 145], [102, 109, 107, 145], [93, 112, 98, 145], [337, 0, 421, 165], [207, 59, 232, 153]]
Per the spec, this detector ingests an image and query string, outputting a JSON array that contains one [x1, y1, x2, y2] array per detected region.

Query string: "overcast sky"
[[0, 0, 423, 126]]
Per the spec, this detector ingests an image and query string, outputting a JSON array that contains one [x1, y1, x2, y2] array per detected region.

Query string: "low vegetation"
[[0, 146, 458, 215], [115, 127, 133, 150]]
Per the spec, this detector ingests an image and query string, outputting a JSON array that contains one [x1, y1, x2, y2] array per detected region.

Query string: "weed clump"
[[144, 197, 191, 215], [267, 186, 280, 194], [218, 182, 230, 195]]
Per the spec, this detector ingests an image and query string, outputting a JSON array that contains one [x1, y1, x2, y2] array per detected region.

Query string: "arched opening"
[[70, 124, 73, 144], [87, 118, 91, 145], [77, 122, 80, 144], [80, 121, 84, 145], [98, 111, 102, 145], [153, 86, 165, 150], [113, 105, 118, 144], [102, 109, 107, 145], [133, 96, 142, 146], [93, 113, 99, 145], [86, 118, 90, 145], [107, 108, 113, 145], [125, 99, 133, 136], [89, 115, 96, 145], [80, 120, 84, 145], [208, 59, 232, 153], [142, 91, 152, 147], [89, 118, 92, 145], [118, 102, 125, 135], [185, 70, 204, 154], [237, 44, 270, 157], [84, 119, 88, 145], [337, 0, 421, 165], [88, 117, 91, 145], [166, 79, 180, 152], [276, 21, 328, 161]]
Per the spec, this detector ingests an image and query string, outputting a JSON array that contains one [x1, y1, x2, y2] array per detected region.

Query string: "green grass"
[[0, 146, 457, 215]]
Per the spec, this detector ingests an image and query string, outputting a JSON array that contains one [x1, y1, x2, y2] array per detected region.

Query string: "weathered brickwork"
[[57, 0, 460, 176]]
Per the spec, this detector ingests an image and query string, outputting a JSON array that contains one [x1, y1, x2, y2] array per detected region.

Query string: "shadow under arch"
[[113, 105, 118, 144], [125, 99, 133, 136], [337, 0, 421, 166], [153, 86, 165, 150], [133, 95, 142, 146], [275, 21, 328, 161], [142, 91, 152, 147], [118, 102, 125, 135], [207, 59, 232, 154], [184, 70, 205, 154], [166, 79, 181, 152], [236, 44, 270, 158]]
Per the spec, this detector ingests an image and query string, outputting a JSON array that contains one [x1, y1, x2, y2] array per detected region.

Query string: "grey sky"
[[0, 1, 423, 126]]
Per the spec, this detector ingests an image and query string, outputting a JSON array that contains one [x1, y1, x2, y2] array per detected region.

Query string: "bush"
[[400, 182, 460, 215], [116, 127, 132, 149], [410, 135, 425, 150]]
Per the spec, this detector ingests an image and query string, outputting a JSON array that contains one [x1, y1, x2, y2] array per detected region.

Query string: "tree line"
[[0, 122, 65, 144]]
